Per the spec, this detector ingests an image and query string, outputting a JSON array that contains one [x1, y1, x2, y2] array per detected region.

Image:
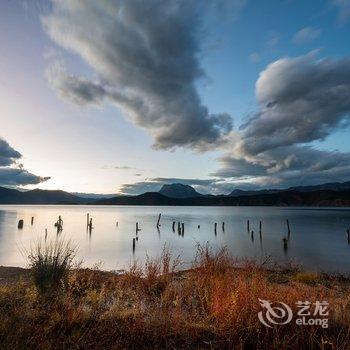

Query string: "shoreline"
[[2, 263, 350, 286]]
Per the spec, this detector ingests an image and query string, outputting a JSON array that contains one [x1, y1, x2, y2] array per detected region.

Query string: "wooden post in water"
[[88, 218, 93, 233], [177, 222, 181, 235], [116, 221, 119, 227], [132, 238, 136, 252], [198, 225, 200, 229], [156, 213, 161, 228], [181, 223, 184, 235], [87, 213, 89, 228], [214, 222, 217, 235], [251, 230, 254, 242], [136, 222, 139, 233], [18, 219, 24, 229], [347, 228, 350, 244], [172, 221, 175, 232], [282, 237, 288, 251], [45, 228, 48, 241], [31, 217, 34, 225], [259, 221, 262, 236], [247, 220, 250, 233], [286, 219, 291, 239], [222, 222, 225, 231]]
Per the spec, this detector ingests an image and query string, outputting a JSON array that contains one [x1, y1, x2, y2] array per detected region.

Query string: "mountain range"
[[0, 181, 350, 206]]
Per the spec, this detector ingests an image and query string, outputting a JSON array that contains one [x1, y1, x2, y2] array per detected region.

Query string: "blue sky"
[[1, 0, 350, 194]]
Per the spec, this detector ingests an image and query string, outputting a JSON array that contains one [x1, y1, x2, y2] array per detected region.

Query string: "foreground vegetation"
[[0, 242, 350, 349]]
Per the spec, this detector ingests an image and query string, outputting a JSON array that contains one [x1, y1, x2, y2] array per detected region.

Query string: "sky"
[[1, 0, 350, 195]]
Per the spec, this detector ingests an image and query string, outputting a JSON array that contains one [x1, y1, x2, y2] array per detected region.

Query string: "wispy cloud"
[[101, 165, 144, 172], [333, 0, 350, 24], [293, 27, 321, 45], [249, 52, 261, 63]]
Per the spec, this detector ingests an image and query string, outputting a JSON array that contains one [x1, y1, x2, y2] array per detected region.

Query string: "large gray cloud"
[[240, 54, 350, 156], [0, 168, 50, 186], [213, 146, 350, 188], [0, 138, 22, 166], [0, 137, 50, 187], [43, 0, 234, 151], [213, 53, 350, 188]]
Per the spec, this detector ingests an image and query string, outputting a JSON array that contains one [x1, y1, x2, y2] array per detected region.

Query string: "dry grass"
[[0, 243, 350, 349], [27, 239, 76, 295]]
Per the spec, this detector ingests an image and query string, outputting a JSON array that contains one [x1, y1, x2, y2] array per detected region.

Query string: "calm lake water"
[[0, 205, 350, 274]]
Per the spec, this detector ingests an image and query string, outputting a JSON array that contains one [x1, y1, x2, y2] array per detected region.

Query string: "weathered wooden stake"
[[198, 225, 200, 229], [247, 220, 250, 233], [116, 221, 119, 227], [18, 219, 24, 229], [156, 213, 161, 228], [347, 228, 350, 243], [132, 238, 136, 252], [88, 218, 93, 232], [282, 238, 288, 251], [287, 219, 291, 239], [31, 217, 34, 225], [181, 223, 184, 235], [222, 222, 225, 231], [172, 221, 175, 232], [136, 222, 140, 232], [87, 213, 89, 227], [214, 222, 217, 235], [45, 228, 48, 241], [251, 230, 254, 242], [259, 221, 262, 235], [178, 222, 181, 235]]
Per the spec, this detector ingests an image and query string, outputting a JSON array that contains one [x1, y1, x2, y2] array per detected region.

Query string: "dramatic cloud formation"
[[240, 54, 350, 156], [41, 2, 350, 191], [0, 137, 50, 186], [213, 53, 350, 189], [43, 0, 234, 150], [292, 27, 321, 45]]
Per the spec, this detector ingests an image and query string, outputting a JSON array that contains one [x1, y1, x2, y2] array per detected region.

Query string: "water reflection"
[[0, 205, 348, 273]]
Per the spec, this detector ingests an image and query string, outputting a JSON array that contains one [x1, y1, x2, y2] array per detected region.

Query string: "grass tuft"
[[27, 239, 76, 295]]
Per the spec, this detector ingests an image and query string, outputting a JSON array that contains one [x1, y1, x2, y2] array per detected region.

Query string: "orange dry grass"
[[0, 244, 349, 349]]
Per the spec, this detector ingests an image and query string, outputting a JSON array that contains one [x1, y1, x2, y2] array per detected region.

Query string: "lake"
[[0, 205, 350, 274]]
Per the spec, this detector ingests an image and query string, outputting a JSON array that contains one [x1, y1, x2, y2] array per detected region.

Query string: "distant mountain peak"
[[158, 183, 202, 198]]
